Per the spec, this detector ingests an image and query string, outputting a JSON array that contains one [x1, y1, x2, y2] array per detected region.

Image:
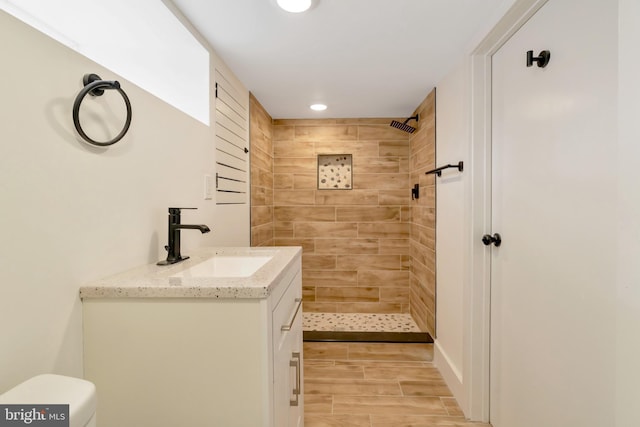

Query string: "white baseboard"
[[433, 340, 467, 416]]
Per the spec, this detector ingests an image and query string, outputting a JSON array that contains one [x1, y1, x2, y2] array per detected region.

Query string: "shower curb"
[[303, 330, 433, 343]]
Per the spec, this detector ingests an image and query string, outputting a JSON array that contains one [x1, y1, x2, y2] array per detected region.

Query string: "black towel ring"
[[73, 73, 132, 147]]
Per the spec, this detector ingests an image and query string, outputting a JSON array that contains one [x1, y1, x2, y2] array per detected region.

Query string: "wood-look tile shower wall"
[[271, 118, 413, 314], [409, 90, 437, 334], [250, 94, 275, 247], [249, 91, 436, 335]]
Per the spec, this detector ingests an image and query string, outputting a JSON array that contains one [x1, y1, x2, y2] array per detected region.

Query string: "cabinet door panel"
[[272, 272, 303, 427]]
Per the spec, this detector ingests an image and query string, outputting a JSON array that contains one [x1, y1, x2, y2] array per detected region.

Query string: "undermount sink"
[[171, 255, 273, 278]]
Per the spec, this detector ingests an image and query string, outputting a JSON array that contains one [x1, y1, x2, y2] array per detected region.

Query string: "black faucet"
[[157, 207, 211, 265]]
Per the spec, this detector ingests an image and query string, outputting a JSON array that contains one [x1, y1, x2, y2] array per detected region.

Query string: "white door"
[[489, 0, 617, 426]]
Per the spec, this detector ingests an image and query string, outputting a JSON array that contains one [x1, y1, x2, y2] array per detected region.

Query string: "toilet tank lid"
[[0, 374, 96, 426]]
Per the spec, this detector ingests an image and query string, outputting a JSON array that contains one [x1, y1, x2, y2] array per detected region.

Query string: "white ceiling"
[[172, 0, 508, 119]]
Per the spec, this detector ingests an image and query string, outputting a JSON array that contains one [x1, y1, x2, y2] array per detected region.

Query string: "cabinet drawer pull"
[[281, 298, 303, 331], [290, 352, 301, 406]]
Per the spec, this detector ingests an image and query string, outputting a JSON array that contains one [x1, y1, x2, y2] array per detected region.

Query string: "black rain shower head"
[[390, 115, 419, 134]]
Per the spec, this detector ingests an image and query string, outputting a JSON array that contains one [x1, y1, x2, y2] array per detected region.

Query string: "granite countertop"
[[79, 246, 302, 300]]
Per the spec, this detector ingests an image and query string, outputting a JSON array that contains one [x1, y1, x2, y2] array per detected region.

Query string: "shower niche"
[[317, 154, 352, 190]]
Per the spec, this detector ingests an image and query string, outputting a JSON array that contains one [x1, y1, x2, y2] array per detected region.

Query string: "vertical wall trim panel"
[[215, 69, 249, 204]]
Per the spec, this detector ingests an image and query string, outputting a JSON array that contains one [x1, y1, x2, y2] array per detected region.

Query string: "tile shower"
[[249, 91, 436, 337]]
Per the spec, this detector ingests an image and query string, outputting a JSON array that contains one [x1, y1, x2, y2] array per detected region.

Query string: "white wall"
[[0, 10, 249, 393], [433, 57, 469, 406], [0, 0, 210, 125]]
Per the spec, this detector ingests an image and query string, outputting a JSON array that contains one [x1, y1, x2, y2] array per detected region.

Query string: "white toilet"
[[0, 374, 96, 427]]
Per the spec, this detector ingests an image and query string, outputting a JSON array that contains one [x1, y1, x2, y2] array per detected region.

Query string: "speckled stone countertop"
[[79, 247, 302, 300]]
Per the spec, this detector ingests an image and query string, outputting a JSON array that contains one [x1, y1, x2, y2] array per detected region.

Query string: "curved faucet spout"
[[175, 224, 211, 233]]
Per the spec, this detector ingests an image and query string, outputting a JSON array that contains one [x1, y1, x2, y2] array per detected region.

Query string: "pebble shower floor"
[[302, 312, 421, 333]]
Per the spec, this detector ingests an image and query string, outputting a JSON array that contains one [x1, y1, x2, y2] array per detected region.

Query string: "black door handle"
[[482, 233, 502, 247]]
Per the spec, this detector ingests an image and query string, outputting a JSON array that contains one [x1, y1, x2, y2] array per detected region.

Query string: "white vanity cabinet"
[[80, 247, 303, 427]]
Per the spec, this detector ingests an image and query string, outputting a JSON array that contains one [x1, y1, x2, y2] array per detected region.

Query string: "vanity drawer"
[[272, 270, 302, 349]]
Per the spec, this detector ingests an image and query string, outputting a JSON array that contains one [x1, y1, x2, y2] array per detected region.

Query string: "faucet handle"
[[168, 207, 197, 215]]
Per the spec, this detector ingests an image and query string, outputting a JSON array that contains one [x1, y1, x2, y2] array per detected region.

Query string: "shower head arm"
[[403, 115, 419, 125]]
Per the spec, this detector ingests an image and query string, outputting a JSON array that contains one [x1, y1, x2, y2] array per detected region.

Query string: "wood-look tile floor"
[[303, 342, 492, 427]]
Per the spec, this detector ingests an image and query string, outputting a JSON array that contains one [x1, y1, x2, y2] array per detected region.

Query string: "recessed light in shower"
[[310, 103, 327, 111], [277, 0, 312, 13]]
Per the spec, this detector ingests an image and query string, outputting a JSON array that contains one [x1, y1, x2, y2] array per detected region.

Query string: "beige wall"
[[0, 11, 248, 393], [271, 119, 412, 314], [250, 94, 275, 246], [409, 90, 437, 336]]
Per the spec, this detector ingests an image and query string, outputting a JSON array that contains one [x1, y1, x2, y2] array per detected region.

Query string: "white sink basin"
[[172, 255, 273, 278]]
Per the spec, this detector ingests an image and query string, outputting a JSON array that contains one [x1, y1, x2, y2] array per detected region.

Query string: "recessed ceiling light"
[[310, 103, 327, 111], [277, 0, 312, 13]]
